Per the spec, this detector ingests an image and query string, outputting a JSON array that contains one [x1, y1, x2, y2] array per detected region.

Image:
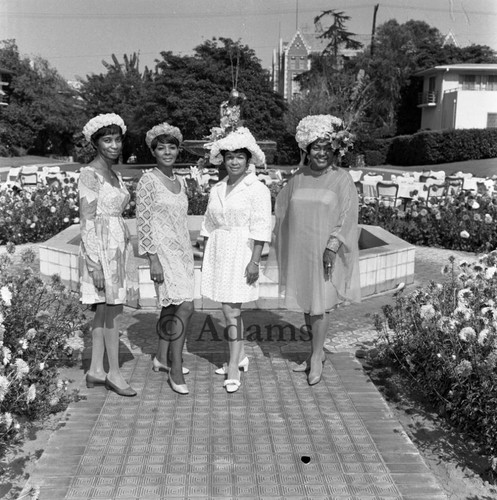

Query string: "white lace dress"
[[136, 171, 194, 307], [200, 173, 272, 303]]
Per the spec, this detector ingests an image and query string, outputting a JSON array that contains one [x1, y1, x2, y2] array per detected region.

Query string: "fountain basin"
[[39, 217, 414, 309]]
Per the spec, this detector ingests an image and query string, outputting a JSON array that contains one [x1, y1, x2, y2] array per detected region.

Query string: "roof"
[[415, 63, 497, 76]]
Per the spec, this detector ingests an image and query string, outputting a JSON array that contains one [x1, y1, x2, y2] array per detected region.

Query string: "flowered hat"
[[205, 126, 265, 167], [82, 113, 127, 142], [145, 122, 183, 149], [295, 114, 354, 157]]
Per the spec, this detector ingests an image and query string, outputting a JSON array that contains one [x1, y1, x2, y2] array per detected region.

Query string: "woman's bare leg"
[[222, 302, 244, 382], [103, 304, 129, 388], [87, 303, 106, 379], [308, 312, 330, 384], [168, 301, 194, 385]]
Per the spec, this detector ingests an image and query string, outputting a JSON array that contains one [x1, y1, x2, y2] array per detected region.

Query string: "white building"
[[416, 64, 497, 130]]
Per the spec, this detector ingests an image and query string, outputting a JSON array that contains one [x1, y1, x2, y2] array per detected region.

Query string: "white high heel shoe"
[[168, 374, 189, 395], [152, 356, 190, 375], [215, 356, 249, 375]]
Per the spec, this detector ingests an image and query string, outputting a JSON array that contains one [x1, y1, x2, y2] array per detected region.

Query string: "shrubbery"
[[0, 245, 87, 459], [387, 129, 497, 166], [372, 254, 497, 462]]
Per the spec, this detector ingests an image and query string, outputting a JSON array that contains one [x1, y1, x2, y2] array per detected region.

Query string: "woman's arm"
[[245, 240, 264, 285], [136, 174, 164, 283], [246, 183, 272, 284], [79, 168, 104, 289]]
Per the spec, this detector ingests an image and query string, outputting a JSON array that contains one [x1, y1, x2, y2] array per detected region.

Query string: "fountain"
[[39, 218, 414, 309]]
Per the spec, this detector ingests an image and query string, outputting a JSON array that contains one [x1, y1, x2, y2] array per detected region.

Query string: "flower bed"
[[3, 174, 497, 253], [0, 245, 87, 460], [372, 253, 497, 469], [358, 191, 497, 253]]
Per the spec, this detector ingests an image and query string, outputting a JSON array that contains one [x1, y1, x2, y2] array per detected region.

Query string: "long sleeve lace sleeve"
[[136, 173, 157, 256], [78, 168, 102, 272]]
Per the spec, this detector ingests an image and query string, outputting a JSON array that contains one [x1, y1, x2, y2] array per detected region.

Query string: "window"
[[487, 75, 497, 91], [290, 56, 296, 69], [487, 113, 497, 128], [460, 74, 497, 91], [291, 79, 301, 96], [460, 74, 477, 90], [428, 77, 436, 92]]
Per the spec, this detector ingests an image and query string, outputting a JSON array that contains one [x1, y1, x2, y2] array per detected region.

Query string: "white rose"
[[0, 286, 12, 306]]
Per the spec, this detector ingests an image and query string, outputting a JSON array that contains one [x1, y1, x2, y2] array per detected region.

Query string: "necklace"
[[309, 165, 335, 176], [154, 167, 176, 182]]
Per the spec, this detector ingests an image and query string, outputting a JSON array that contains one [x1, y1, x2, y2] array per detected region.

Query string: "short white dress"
[[136, 171, 194, 307], [201, 173, 272, 303]]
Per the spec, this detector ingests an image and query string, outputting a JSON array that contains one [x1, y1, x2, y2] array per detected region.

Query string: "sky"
[[1, 0, 496, 81]]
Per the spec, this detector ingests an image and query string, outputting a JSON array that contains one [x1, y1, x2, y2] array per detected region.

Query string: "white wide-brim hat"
[[205, 127, 266, 167]]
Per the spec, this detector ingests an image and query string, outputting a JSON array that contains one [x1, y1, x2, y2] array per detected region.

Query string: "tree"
[[78, 52, 152, 161], [314, 10, 362, 68], [134, 38, 289, 163], [0, 39, 81, 156]]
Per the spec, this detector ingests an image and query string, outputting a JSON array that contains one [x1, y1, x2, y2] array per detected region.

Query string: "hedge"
[[387, 128, 497, 166]]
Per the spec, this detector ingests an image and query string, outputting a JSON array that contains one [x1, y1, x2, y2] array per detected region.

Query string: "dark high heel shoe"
[[86, 373, 106, 388], [105, 378, 137, 397]]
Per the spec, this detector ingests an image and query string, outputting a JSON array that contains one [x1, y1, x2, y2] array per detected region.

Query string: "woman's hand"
[[91, 269, 105, 291], [323, 248, 336, 280], [149, 259, 164, 284], [245, 261, 260, 285]]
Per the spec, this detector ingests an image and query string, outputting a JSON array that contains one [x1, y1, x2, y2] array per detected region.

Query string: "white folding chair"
[[19, 165, 39, 188], [349, 169, 363, 183], [376, 181, 399, 207], [6, 166, 21, 184]]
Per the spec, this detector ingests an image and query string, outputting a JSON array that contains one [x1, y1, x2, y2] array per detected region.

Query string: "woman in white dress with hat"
[[201, 127, 272, 393]]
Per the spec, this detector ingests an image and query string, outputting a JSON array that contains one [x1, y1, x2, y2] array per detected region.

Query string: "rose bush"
[[372, 253, 497, 467], [4, 172, 497, 253], [358, 190, 497, 253], [0, 245, 87, 459]]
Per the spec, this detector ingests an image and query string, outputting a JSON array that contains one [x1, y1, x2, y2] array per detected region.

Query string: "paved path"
[[18, 246, 478, 499]]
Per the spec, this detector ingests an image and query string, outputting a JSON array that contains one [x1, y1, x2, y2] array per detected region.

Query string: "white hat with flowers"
[[145, 122, 183, 149], [205, 126, 266, 167], [295, 114, 354, 157], [82, 113, 127, 142]]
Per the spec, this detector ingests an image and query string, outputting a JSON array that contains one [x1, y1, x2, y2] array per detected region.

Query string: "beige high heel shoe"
[[215, 356, 249, 375], [293, 352, 326, 372], [152, 356, 190, 375], [308, 358, 326, 386]]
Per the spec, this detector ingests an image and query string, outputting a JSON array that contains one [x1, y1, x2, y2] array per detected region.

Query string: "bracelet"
[[250, 261, 260, 267]]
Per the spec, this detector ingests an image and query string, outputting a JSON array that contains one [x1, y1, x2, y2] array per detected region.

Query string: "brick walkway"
[[19, 246, 478, 499]]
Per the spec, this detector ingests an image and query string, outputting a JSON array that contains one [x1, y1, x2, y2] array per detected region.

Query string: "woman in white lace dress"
[[79, 113, 139, 397], [202, 127, 272, 393], [136, 123, 194, 395]]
